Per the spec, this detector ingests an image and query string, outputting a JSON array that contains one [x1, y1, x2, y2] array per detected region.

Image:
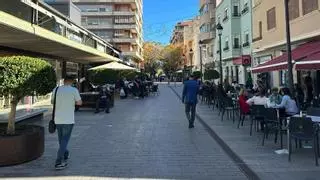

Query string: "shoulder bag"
[[49, 87, 59, 133]]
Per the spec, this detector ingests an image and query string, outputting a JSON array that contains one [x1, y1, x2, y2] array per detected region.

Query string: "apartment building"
[[215, 0, 252, 85], [199, 0, 216, 68], [73, 0, 143, 67], [252, 0, 320, 91], [170, 20, 194, 69]]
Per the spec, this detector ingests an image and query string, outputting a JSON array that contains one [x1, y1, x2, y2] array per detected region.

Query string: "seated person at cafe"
[[276, 87, 299, 116], [267, 87, 282, 107], [239, 89, 250, 114], [246, 89, 268, 106], [95, 85, 110, 114]]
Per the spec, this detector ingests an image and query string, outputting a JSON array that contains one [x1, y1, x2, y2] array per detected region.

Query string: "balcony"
[[233, 12, 240, 17], [109, 38, 137, 43], [199, 31, 215, 42], [222, 16, 229, 22], [242, 6, 249, 14], [233, 44, 240, 49], [242, 42, 250, 47], [122, 51, 142, 60], [81, 11, 135, 16]]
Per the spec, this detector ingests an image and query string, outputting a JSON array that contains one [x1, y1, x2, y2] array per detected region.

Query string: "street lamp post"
[[284, 0, 294, 92], [216, 23, 223, 85], [199, 40, 204, 82]]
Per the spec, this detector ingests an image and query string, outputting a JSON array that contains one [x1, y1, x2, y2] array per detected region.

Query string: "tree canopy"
[[143, 42, 163, 77], [160, 44, 184, 77], [0, 56, 56, 134]]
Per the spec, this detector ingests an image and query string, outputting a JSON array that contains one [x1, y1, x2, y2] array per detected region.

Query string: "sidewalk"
[[173, 85, 320, 180], [0, 85, 247, 180]]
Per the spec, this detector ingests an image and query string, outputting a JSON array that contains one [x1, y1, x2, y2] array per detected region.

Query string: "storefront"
[[251, 40, 320, 94]]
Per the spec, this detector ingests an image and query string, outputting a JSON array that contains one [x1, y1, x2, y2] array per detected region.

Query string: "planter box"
[[0, 125, 44, 166]]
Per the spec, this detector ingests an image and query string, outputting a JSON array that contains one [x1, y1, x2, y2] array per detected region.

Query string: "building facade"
[[215, 0, 252, 85], [252, 0, 320, 91], [73, 0, 143, 67], [199, 0, 216, 69]]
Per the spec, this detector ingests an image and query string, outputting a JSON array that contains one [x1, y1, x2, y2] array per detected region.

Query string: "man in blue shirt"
[[182, 75, 200, 128]]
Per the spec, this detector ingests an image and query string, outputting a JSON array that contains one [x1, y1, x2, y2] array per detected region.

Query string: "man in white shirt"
[[52, 75, 82, 170]]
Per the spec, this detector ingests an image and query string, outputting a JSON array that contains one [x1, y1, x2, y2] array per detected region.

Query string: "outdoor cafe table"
[[275, 114, 320, 155]]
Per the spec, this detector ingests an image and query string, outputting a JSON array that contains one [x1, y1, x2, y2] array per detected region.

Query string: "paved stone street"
[[0, 85, 247, 180], [172, 85, 320, 180]]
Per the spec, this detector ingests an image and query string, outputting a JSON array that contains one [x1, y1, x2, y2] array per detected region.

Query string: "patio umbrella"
[[89, 62, 137, 71]]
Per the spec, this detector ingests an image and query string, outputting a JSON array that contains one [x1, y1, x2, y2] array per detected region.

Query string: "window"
[[223, 8, 229, 21], [253, 21, 263, 42], [218, 16, 221, 23], [233, 5, 239, 16], [224, 37, 229, 51], [115, 16, 134, 24], [99, 8, 106, 12], [81, 17, 87, 26], [200, 4, 209, 15], [243, 32, 250, 47], [233, 36, 240, 48], [267, 7, 276, 30], [87, 17, 99, 25], [289, 0, 300, 20], [200, 23, 210, 33], [302, 0, 318, 15]]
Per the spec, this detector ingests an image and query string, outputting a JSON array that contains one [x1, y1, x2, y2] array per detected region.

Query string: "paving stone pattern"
[[173, 85, 320, 180], [0, 85, 247, 180]]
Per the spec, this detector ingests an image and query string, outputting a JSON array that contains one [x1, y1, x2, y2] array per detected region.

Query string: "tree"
[[143, 42, 163, 78], [160, 44, 184, 79], [204, 69, 220, 80], [0, 56, 56, 135]]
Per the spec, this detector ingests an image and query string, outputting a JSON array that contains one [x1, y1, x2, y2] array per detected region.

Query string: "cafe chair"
[[261, 108, 280, 146], [249, 105, 265, 136], [220, 97, 237, 123], [288, 116, 319, 166]]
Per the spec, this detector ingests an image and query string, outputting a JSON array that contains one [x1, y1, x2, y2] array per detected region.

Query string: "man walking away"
[[182, 74, 199, 128], [52, 75, 82, 170]]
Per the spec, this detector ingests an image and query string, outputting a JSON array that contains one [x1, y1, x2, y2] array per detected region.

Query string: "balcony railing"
[[233, 44, 240, 49], [243, 42, 250, 47], [242, 6, 249, 14], [223, 16, 229, 22], [2, 0, 119, 55], [233, 12, 240, 17]]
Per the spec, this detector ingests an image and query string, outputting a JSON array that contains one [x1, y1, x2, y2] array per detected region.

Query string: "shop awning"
[[296, 51, 320, 70], [252, 40, 320, 73]]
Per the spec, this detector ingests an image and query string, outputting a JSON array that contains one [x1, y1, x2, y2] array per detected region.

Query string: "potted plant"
[[192, 71, 202, 80], [0, 56, 56, 166]]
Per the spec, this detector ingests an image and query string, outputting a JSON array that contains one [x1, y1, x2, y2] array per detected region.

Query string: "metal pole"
[[199, 44, 203, 81], [284, 0, 294, 92], [219, 34, 223, 84]]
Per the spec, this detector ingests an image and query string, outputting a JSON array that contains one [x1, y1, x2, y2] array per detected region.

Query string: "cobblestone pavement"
[[0, 85, 247, 180], [172, 85, 320, 180]]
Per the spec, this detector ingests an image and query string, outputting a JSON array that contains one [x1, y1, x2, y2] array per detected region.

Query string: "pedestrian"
[[52, 75, 82, 170], [95, 85, 110, 113], [182, 74, 200, 129]]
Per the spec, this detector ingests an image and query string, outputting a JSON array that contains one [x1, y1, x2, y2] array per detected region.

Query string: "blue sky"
[[143, 0, 199, 45]]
